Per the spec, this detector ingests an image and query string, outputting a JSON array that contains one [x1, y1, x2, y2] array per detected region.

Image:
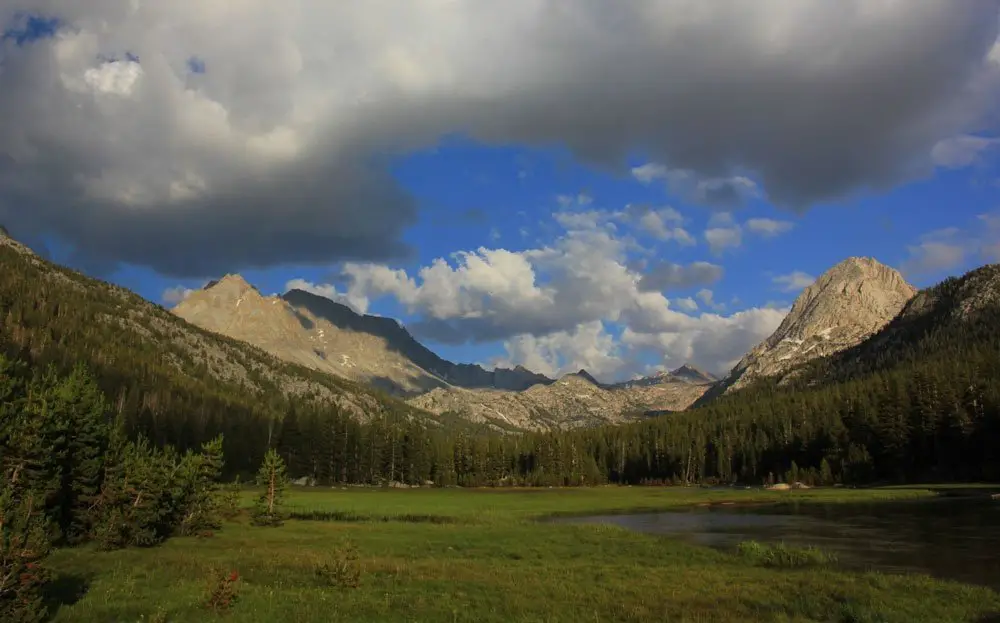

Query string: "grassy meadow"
[[44, 486, 1000, 622]]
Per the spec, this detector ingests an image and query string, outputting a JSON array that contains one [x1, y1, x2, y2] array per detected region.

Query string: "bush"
[[736, 540, 838, 568], [204, 568, 240, 613], [313, 544, 362, 589], [220, 476, 243, 520]]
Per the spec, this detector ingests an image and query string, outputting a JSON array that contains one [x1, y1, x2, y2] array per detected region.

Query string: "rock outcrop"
[[713, 257, 916, 394]]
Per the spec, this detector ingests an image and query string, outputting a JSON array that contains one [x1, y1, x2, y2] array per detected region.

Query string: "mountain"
[[174, 281, 552, 396], [608, 366, 718, 390], [670, 365, 718, 385], [802, 262, 1000, 384], [409, 368, 713, 431], [0, 231, 439, 439], [704, 257, 916, 400]]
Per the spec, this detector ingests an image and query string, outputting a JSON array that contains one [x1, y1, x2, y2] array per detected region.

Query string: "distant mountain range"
[[173, 275, 717, 430], [7, 223, 995, 434], [169, 254, 945, 429]]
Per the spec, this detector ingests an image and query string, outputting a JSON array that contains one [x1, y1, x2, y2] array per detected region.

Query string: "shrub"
[[204, 568, 240, 613], [314, 544, 362, 589], [220, 476, 243, 520]]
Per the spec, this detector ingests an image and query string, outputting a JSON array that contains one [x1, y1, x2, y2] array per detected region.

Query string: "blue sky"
[[3, 3, 999, 381]]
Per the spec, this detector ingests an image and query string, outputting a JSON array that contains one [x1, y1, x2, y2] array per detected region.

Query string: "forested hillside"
[[0, 235, 446, 476]]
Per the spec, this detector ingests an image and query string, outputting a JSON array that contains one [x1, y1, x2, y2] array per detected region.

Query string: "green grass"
[[43, 486, 1000, 622], [737, 540, 839, 568]]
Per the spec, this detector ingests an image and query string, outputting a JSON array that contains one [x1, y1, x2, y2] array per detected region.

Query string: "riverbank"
[[45, 486, 1000, 622]]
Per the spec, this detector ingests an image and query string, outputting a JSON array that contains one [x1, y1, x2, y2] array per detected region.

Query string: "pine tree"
[[251, 450, 288, 527], [0, 466, 51, 623], [176, 435, 225, 536]]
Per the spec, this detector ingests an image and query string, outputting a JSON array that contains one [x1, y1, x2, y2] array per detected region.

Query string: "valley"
[[43, 486, 1000, 623], [3, 226, 1000, 620]]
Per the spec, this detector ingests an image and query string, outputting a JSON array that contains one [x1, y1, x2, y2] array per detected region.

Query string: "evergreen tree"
[[0, 466, 51, 623], [175, 435, 225, 536], [251, 450, 288, 527]]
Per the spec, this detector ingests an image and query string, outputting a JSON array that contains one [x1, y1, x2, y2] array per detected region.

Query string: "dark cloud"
[[0, 1, 997, 274], [639, 261, 725, 293]]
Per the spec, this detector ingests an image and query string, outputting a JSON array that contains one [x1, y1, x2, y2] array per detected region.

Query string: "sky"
[[2, 2, 1000, 382]]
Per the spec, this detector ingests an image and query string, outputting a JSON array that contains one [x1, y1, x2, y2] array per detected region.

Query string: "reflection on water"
[[554, 496, 1000, 590]]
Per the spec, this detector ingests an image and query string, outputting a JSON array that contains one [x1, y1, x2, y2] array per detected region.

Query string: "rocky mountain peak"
[[670, 364, 717, 384], [565, 369, 601, 385], [715, 256, 916, 394], [204, 273, 258, 294]]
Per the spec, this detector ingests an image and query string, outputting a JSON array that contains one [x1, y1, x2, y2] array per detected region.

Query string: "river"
[[553, 494, 1000, 590]]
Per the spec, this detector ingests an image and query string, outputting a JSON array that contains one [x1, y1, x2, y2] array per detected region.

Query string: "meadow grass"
[[43, 486, 1000, 622]]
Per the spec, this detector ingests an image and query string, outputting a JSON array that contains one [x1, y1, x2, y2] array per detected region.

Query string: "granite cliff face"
[[173, 277, 552, 396], [408, 368, 713, 431], [713, 257, 917, 394]]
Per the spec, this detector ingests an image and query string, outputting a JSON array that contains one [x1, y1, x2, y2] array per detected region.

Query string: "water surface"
[[554, 495, 1000, 590]]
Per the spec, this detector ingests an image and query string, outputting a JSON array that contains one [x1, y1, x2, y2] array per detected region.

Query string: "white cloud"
[[695, 288, 724, 312], [900, 213, 1000, 277], [494, 321, 623, 380], [772, 270, 815, 292], [746, 218, 795, 237], [1, 1, 997, 275], [162, 286, 194, 306], [636, 208, 694, 244], [81, 59, 144, 96], [622, 306, 787, 376], [631, 163, 669, 184], [705, 226, 743, 255], [673, 297, 699, 312], [285, 278, 370, 314], [639, 261, 724, 292], [296, 211, 782, 378], [632, 164, 761, 207], [931, 134, 1000, 168]]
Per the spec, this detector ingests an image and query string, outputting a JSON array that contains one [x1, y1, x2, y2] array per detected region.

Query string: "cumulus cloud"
[[931, 134, 1000, 168], [635, 208, 695, 244], [633, 164, 761, 208], [672, 297, 699, 313], [772, 270, 815, 292], [901, 213, 1000, 277], [284, 278, 370, 314], [296, 211, 782, 377], [705, 226, 743, 255], [0, 2, 997, 275], [695, 289, 725, 312], [162, 286, 194, 306], [622, 306, 788, 375], [746, 218, 795, 237], [493, 321, 624, 379], [638, 261, 724, 292]]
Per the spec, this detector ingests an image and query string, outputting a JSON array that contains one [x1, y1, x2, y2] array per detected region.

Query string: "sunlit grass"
[[43, 486, 1000, 622]]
